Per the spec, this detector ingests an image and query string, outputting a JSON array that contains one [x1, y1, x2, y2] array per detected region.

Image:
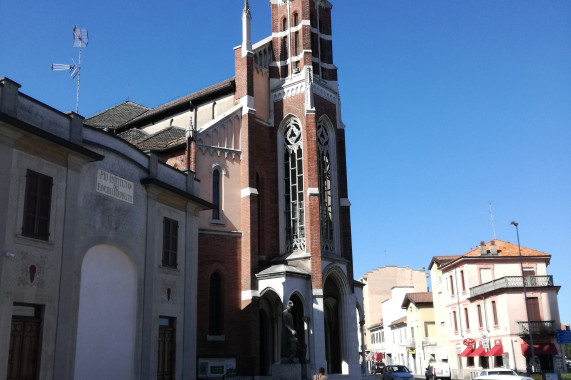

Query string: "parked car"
[[383, 365, 413, 380], [473, 375, 533, 380], [371, 362, 386, 375], [479, 370, 518, 376], [425, 361, 451, 380]]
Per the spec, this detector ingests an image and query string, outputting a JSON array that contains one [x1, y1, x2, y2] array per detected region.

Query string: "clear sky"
[[1, 1, 570, 323]]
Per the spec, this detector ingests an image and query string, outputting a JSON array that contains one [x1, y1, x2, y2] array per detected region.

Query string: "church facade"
[[85, 0, 364, 378]]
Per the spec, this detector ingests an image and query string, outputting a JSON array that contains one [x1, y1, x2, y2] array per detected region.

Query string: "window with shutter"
[[22, 170, 53, 240]]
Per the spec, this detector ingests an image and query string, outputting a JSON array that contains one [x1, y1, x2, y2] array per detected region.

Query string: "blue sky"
[[1, 1, 570, 324]]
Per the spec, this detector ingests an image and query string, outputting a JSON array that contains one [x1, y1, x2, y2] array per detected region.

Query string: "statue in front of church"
[[281, 300, 299, 363]]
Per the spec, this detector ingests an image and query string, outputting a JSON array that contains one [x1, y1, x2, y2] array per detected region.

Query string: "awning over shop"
[[521, 343, 558, 356], [486, 345, 504, 357], [459, 347, 474, 357], [469, 346, 487, 357]]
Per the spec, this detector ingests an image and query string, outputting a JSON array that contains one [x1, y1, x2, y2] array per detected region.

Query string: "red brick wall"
[[197, 233, 261, 375]]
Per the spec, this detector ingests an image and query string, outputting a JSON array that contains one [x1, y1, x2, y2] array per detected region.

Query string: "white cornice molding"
[[241, 290, 260, 300], [241, 187, 259, 198], [308, 187, 319, 197]]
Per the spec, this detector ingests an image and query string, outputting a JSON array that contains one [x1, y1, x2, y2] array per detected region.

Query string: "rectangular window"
[[477, 304, 483, 329], [158, 317, 175, 380], [450, 275, 455, 297], [453, 311, 458, 333], [22, 170, 53, 240], [491, 300, 498, 326], [467, 357, 475, 367], [460, 270, 466, 292], [464, 307, 470, 331], [162, 218, 178, 268]]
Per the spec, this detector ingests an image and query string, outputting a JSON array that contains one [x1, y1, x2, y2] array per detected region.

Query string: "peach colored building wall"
[[196, 153, 241, 231], [430, 243, 561, 379], [361, 266, 428, 350]]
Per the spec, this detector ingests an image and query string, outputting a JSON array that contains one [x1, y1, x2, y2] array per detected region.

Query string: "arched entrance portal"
[[289, 293, 306, 362], [259, 290, 280, 375], [324, 277, 342, 374], [74, 245, 137, 380]]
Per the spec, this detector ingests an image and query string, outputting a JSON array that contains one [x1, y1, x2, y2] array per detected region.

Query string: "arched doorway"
[[289, 293, 306, 363], [324, 276, 342, 374], [259, 290, 280, 375], [74, 245, 137, 380]]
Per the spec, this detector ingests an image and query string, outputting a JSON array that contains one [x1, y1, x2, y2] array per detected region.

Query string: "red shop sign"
[[463, 338, 476, 347]]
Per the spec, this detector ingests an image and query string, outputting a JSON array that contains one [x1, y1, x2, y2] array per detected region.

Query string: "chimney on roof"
[[490, 240, 497, 256], [479, 241, 487, 256]]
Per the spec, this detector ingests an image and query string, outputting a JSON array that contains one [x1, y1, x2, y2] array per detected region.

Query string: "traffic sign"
[[557, 330, 571, 344]]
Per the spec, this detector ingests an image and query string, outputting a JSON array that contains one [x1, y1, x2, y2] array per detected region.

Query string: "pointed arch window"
[[283, 117, 305, 253], [293, 13, 300, 56], [282, 17, 288, 61], [212, 169, 221, 220], [210, 164, 226, 225], [209, 272, 223, 336], [317, 119, 335, 254]]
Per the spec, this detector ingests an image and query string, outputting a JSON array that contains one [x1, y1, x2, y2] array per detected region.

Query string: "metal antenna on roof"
[[51, 25, 88, 113], [488, 201, 496, 239]]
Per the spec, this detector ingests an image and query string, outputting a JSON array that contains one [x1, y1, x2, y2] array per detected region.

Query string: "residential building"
[[0, 77, 210, 379], [381, 287, 414, 368], [361, 266, 428, 350], [430, 240, 562, 379], [85, 0, 364, 378], [402, 292, 437, 376]]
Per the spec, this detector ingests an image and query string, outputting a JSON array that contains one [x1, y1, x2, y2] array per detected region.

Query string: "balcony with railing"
[[517, 320, 556, 336], [469, 275, 554, 298], [422, 337, 438, 346], [400, 339, 416, 348]]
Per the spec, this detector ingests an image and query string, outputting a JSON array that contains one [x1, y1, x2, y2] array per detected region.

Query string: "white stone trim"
[[241, 290, 259, 301], [270, 50, 312, 68], [307, 187, 319, 197], [209, 162, 227, 176], [240, 96, 255, 115], [340, 198, 351, 207], [310, 57, 337, 70], [241, 187, 259, 198], [312, 288, 324, 297]]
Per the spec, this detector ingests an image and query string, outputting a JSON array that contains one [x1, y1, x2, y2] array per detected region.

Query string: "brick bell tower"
[[232, 0, 362, 377]]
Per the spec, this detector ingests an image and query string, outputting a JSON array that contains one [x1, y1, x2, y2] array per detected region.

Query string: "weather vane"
[[51, 25, 88, 114]]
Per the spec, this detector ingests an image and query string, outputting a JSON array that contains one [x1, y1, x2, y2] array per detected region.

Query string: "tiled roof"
[[462, 239, 549, 258], [402, 292, 433, 308], [407, 292, 433, 303], [117, 128, 148, 144], [432, 239, 551, 271], [85, 101, 149, 129], [137, 126, 186, 150], [389, 316, 407, 327], [428, 255, 462, 270], [125, 78, 236, 127]]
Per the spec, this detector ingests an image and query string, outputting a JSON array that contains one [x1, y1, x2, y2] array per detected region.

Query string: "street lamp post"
[[510, 221, 537, 373]]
